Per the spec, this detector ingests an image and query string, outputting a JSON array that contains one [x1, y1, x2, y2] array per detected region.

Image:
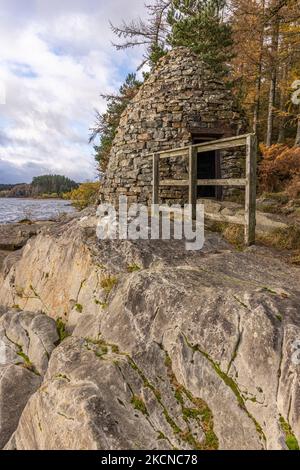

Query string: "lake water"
[[0, 198, 76, 223]]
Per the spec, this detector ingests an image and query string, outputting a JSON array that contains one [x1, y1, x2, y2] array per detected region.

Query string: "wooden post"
[[189, 146, 197, 220], [245, 134, 257, 246], [215, 150, 223, 200], [153, 153, 160, 205]]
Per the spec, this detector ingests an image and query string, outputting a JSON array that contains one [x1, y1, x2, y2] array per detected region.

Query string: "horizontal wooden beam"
[[156, 134, 251, 159], [197, 178, 246, 186], [195, 135, 248, 153], [159, 178, 246, 187], [159, 149, 189, 159], [160, 179, 189, 186]]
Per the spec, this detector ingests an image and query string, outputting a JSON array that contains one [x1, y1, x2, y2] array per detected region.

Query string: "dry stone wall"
[[102, 48, 246, 206]]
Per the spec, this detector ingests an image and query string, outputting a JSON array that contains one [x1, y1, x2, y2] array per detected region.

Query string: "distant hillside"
[[0, 175, 79, 198], [31, 175, 79, 196], [0, 184, 20, 192]]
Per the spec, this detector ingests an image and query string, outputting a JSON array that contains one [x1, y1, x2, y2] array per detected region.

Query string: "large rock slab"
[[1, 214, 300, 450], [6, 338, 176, 450], [0, 214, 231, 320], [0, 309, 59, 448], [90, 250, 300, 450], [0, 221, 54, 251], [198, 198, 289, 233], [0, 365, 41, 449]]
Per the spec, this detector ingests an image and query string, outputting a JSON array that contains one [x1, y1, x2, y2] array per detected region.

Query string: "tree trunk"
[[295, 115, 300, 147], [277, 63, 287, 143], [253, 0, 265, 135], [266, 68, 277, 146], [266, 15, 280, 146], [253, 53, 263, 135]]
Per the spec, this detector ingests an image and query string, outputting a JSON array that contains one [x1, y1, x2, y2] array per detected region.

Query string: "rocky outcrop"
[[199, 198, 289, 234], [0, 213, 299, 450], [0, 365, 41, 449], [0, 309, 59, 448], [0, 221, 54, 251], [4, 184, 32, 199]]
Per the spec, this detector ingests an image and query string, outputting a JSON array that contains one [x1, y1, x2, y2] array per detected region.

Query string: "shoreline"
[[0, 198, 76, 225], [0, 196, 67, 201], [0, 218, 59, 226]]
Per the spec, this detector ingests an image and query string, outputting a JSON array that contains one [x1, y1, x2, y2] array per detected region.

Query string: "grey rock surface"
[[199, 198, 289, 234], [0, 213, 299, 450], [0, 309, 59, 448], [0, 221, 53, 251], [0, 365, 41, 449]]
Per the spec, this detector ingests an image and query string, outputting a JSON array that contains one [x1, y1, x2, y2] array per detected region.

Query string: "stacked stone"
[[102, 47, 246, 206]]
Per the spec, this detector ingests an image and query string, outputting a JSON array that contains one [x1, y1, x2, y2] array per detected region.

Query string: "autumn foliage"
[[64, 182, 101, 209], [259, 144, 300, 197]]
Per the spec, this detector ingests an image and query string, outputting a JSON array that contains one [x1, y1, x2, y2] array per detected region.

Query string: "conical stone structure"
[[102, 47, 246, 206]]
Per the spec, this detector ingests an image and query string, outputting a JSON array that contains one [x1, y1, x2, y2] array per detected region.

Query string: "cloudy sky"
[[0, 0, 147, 183]]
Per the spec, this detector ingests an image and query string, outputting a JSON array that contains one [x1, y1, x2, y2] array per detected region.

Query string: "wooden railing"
[[152, 133, 257, 246]]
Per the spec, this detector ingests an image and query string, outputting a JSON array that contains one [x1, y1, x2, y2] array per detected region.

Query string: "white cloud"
[[0, 0, 147, 183]]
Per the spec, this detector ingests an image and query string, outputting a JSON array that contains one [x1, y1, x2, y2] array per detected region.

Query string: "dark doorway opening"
[[192, 131, 223, 200], [197, 150, 216, 198]]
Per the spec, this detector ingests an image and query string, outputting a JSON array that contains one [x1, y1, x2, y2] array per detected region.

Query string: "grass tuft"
[[56, 318, 69, 342], [279, 415, 299, 450], [209, 221, 300, 259], [100, 275, 118, 294], [208, 221, 244, 250], [131, 395, 149, 416], [259, 225, 300, 251], [75, 303, 83, 313], [127, 264, 141, 273]]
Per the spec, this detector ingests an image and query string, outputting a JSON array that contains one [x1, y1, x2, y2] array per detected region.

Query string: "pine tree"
[[230, 0, 300, 145], [90, 74, 142, 173], [110, 1, 171, 69], [31, 175, 78, 195], [167, 0, 234, 75]]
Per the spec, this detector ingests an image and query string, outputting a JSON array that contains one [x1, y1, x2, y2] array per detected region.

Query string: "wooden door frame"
[[152, 133, 257, 245]]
